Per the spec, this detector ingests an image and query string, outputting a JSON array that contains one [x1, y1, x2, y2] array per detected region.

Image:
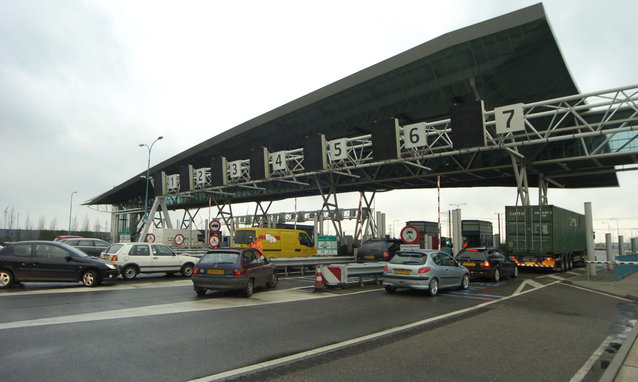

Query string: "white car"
[[101, 243, 196, 280]]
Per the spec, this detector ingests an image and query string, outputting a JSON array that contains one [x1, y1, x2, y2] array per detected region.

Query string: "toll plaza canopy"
[[88, 3, 636, 212]]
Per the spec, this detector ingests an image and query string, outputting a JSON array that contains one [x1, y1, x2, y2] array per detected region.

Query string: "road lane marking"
[[188, 278, 566, 382], [513, 279, 544, 296], [569, 335, 612, 382], [0, 287, 379, 330], [0, 279, 195, 297], [560, 283, 634, 302]]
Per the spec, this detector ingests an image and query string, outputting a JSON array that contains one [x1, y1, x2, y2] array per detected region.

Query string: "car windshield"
[[390, 251, 428, 265], [104, 244, 124, 254], [359, 241, 387, 251], [200, 252, 240, 265]]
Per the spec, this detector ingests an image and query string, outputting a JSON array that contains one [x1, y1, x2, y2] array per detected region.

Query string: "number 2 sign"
[[495, 103, 524, 135]]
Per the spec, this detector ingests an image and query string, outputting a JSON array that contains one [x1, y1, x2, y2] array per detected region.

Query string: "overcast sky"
[[1, 0, 637, 239]]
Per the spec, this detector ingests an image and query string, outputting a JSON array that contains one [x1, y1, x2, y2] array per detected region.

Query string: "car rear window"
[[200, 252, 240, 265], [104, 244, 123, 254], [390, 251, 428, 265], [456, 250, 488, 261], [234, 230, 256, 244], [359, 241, 387, 251]]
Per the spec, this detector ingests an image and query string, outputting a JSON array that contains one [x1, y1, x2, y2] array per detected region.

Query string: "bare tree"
[[94, 219, 102, 233], [49, 216, 57, 231], [82, 216, 90, 232], [24, 213, 32, 231], [72, 216, 79, 231], [37, 215, 46, 231], [7, 207, 15, 230]]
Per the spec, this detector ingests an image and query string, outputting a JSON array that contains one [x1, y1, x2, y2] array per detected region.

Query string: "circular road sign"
[[208, 234, 221, 248], [145, 233, 156, 243], [400, 225, 420, 244], [174, 234, 185, 246], [209, 219, 221, 232]]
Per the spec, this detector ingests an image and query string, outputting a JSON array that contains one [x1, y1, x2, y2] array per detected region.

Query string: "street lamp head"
[[139, 143, 144, 147], [157, 136, 163, 140]]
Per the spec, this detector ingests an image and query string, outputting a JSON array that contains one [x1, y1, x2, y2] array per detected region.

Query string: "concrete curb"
[[600, 321, 638, 382]]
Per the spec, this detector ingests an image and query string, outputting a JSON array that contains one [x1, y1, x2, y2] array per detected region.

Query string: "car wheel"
[[122, 265, 138, 280], [493, 268, 501, 282], [266, 271, 278, 288], [460, 274, 470, 290], [512, 266, 519, 278], [82, 270, 100, 287], [194, 287, 207, 296], [0, 270, 14, 289], [181, 263, 194, 277], [428, 278, 439, 296], [385, 285, 396, 294], [244, 279, 254, 297]]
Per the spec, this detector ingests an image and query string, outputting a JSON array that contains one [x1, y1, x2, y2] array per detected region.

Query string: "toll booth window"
[[235, 230, 256, 244], [299, 233, 313, 247]]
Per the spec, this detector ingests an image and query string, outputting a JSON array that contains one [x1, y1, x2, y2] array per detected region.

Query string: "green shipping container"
[[505, 205, 586, 255]]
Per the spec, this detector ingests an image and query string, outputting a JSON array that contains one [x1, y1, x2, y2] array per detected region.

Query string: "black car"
[[455, 247, 518, 282], [0, 241, 119, 288], [355, 239, 403, 262], [60, 238, 111, 256]]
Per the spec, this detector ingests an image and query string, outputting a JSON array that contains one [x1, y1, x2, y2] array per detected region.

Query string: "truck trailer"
[[505, 205, 586, 271]]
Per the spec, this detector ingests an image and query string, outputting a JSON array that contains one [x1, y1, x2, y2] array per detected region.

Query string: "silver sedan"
[[382, 250, 470, 296]]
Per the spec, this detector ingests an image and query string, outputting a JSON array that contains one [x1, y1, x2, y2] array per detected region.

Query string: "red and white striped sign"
[[321, 265, 345, 286]]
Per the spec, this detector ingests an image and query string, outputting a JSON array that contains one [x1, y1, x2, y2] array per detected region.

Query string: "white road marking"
[[569, 335, 612, 382], [0, 287, 377, 330], [513, 279, 544, 296], [0, 279, 194, 297], [560, 283, 634, 302]]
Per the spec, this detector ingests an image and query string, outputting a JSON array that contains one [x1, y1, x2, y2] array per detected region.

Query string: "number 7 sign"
[[494, 103, 524, 135]]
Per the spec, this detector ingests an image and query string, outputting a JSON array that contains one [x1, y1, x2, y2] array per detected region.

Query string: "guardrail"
[[319, 262, 386, 288]]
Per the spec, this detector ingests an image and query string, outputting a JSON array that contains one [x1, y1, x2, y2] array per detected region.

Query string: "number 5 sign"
[[495, 103, 524, 135]]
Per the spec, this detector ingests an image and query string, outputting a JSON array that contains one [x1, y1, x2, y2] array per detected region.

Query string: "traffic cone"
[[314, 264, 325, 292]]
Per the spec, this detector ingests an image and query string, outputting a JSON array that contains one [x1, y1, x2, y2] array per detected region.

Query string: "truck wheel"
[[561, 256, 567, 272]]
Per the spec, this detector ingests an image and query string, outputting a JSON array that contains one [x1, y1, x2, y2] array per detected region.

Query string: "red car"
[[192, 247, 278, 297]]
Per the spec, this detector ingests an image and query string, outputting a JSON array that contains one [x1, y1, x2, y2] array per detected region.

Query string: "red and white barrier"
[[585, 260, 638, 265]]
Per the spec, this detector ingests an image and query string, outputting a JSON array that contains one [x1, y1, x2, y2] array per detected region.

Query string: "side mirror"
[[65, 255, 73, 262]]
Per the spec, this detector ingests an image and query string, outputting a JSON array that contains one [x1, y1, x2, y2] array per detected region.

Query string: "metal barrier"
[[272, 257, 355, 276], [320, 262, 386, 288]]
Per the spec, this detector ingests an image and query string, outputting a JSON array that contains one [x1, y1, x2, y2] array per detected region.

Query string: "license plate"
[[207, 269, 224, 275], [365, 255, 375, 259], [463, 262, 475, 267], [395, 269, 410, 275]]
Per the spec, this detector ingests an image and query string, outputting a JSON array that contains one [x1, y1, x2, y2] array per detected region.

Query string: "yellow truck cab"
[[233, 228, 316, 257]]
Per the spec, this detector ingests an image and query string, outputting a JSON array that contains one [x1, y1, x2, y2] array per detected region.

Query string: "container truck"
[[505, 205, 586, 272], [462, 220, 493, 248]]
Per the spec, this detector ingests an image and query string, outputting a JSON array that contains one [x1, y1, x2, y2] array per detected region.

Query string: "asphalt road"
[[1, 268, 635, 381]]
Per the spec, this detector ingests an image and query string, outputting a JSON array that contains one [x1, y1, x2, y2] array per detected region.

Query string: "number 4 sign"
[[495, 103, 524, 135]]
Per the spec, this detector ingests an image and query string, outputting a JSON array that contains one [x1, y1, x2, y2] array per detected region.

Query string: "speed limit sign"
[[209, 234, 220, 248], [174, 234, 185, 246], [400, 225, 420, 244], [209, 219, 221, 232]]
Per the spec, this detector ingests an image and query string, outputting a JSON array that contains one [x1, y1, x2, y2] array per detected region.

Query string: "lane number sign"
[[495, 103, 524, 134], [400, 225, 420, 244], [228, 160, 243, 179], [208, 234, 220, 248], [403, 122, 427, 149], [329, 138, 348, 161], [271, 151, 287, 171], [209, 219, 221, 232], [195, 168, 207, 185], [174, 234, 185, 246]]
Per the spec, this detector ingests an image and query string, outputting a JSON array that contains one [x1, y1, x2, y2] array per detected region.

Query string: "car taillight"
[[480, 261, 490, 267], [234, 268, 244, 276], [384, 265, 389, 271], [383, 251, 390, 260], [418, 267, 431, 274], [111, 255, 118, 261], [193, 268, 198, 274]]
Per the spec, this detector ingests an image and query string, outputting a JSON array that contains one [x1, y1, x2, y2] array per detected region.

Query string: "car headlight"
[[106, 264, 117, 270]]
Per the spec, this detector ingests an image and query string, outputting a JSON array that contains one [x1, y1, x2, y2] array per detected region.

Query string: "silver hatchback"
[[382, 250, 470, 296]]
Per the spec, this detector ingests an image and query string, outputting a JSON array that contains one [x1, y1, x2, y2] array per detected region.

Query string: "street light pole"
[[139, 136, 163, 220], [68, 191, 77, 235]]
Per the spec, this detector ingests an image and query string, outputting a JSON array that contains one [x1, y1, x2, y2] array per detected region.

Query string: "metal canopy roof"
[[89, 3, 623, 210]]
